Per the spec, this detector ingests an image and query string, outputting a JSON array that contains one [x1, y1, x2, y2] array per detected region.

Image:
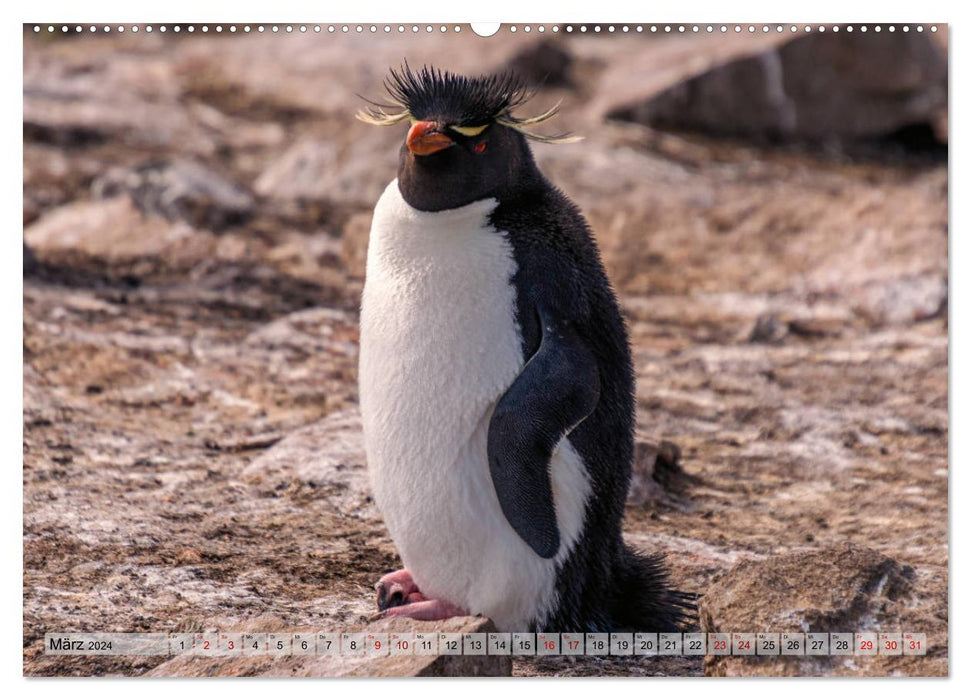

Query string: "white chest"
[[358, 181, 590, 631], [359, 182, 523, 458]]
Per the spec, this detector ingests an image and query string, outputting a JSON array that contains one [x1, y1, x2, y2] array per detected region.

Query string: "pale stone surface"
[[145, 616, 510, 677], [700, 545, 947, 676]]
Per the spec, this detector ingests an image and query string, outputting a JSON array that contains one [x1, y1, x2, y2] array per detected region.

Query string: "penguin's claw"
[[373, 599, 469, 622], [369, 592, 428, 621], [375, 569, 421, 612], [377, 586, 405, 611]]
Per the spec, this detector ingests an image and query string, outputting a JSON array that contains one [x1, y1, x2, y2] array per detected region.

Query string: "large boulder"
[[254, 133, 399, 212], [609, 31, 947, 144], [503, 39, 576, 87], [700, 545, 946, 676], [24, 196, 196, 260], [93, 160, 256, 232]]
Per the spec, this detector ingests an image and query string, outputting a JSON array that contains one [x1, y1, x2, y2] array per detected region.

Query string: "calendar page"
[[22, 14, 948, 680]]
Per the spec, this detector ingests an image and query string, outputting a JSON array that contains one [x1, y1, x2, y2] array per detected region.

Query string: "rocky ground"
[[23, 27, 948, 677]]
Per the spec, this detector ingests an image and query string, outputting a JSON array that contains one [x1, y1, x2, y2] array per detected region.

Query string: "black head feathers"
[[386, 64, 529, 126], [358, 63, 580, 144]]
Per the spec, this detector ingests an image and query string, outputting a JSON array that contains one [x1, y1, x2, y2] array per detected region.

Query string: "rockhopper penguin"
[[357, 65, 694, 632]]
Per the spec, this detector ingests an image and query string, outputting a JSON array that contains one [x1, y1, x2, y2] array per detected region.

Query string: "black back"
[[488, 171, 639, 630], [495, 170, 695, 633]]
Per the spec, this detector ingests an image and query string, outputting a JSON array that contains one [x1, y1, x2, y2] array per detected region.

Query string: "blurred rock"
[[748, 314, 790, 344], [701, 545, 945, 676], [24, 69, 217, 155], [23, 242, 38, 275], [254, 140, 340, 202], [24, 143, 110, 223], [23, 198, 40, 226], [266, 232, 344, 278], [628, 439, 689, 506], [341, 211, 373, 280], [854, 274, 947, 325], [93, 160, 255, 232], [934, 110, 948, 144], [24, 196, 194, 259], [255, 134, 398, 211], [609, 32, 947, 144], [748, 314, 844, 344], [504, 39, 575, 87]]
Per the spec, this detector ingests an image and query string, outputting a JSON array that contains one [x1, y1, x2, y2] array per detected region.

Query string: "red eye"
[[474, 141, 487, 154]]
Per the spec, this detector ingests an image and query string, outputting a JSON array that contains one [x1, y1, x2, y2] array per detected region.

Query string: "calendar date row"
[[45, 631, 927, 657]]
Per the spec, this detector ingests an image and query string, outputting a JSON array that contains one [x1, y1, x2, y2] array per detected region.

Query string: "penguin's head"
[[358, 64, 579, 212]]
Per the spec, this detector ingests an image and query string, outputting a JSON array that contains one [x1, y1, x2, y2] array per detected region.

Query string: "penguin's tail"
[[610, 544, 697, 632]]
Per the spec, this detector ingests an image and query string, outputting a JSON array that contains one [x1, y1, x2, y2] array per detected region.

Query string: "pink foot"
[[374, 569, 421, 612], [372, 598, 469, 622]]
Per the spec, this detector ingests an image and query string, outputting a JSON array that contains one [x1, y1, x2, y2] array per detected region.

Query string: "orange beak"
[[407, 121, 454, 156]]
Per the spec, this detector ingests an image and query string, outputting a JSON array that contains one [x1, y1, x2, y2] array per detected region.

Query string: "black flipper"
[[487, 305, 600, 559]]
